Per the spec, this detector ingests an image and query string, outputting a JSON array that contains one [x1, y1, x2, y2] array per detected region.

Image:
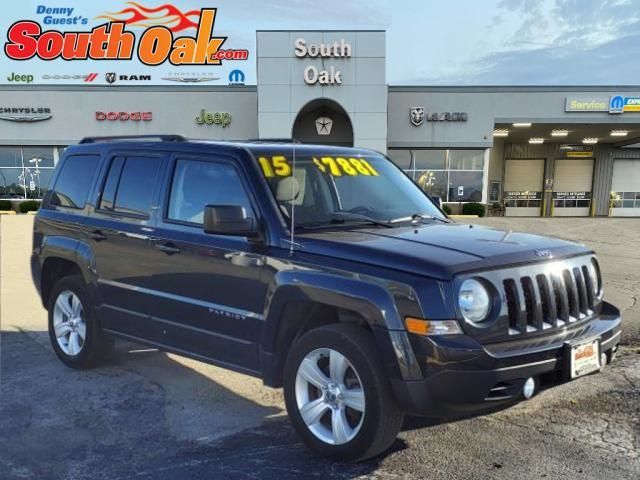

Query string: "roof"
[[72, 135, 378, 156]]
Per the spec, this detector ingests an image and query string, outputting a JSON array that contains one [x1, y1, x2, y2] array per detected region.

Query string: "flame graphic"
[[96, 2, 200, 33]]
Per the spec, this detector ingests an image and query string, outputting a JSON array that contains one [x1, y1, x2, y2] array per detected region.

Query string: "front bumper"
[[391, 302, 622, 416]]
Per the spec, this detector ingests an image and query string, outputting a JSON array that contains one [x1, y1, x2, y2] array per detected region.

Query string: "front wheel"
[[283, 324, 404, 462]]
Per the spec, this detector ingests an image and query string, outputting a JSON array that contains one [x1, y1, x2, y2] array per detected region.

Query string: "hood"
[[295, 222, 591, 280]]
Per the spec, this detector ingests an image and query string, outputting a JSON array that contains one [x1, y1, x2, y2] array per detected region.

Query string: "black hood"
[[295, 222, 591, 280]]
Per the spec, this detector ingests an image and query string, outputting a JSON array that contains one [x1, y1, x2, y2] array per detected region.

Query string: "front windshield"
[[253, 149, 446, 229]]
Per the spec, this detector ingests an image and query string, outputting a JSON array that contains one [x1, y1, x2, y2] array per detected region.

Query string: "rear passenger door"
[[87, 152, 168, 338], [144, 154, 267, 373]]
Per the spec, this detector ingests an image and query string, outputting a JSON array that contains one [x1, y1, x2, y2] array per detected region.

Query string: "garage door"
[[504, 159, 544, 216], [611, 159, 640, 217], [552, 158, 594, 217]]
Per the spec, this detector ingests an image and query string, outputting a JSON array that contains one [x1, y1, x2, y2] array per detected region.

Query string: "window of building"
[[386, 149, 412, 170], [103, 156, 163, 217], [0, 146, 61, 199], [388, 149, 486, 203], [611, 192, 640, 208], [49, 155, 101, 209], [168, 159, 254, 225], [414, 150, 447, 170]]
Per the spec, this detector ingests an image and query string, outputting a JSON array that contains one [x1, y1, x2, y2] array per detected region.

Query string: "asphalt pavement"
[[0, 216, 638, 480]]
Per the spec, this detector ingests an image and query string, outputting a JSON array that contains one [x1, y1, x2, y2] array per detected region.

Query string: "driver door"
[[144, 154, 268, 373]]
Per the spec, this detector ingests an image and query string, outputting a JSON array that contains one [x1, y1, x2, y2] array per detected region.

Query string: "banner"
[[0, 1, 254, 85]]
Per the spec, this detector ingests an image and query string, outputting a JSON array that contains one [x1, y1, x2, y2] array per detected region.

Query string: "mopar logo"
[[609, 95, 624, 114], [229, 69, 245, 85]]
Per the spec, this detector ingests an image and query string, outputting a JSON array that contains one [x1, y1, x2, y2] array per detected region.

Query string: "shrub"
[[19, 200, 40, 213], [442, 204, 452, 215], [462, 202, 485, 217], [0, 200, 12, 211]]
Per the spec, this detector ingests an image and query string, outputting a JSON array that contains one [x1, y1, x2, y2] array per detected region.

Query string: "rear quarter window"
[[49, 154, 101, 209]]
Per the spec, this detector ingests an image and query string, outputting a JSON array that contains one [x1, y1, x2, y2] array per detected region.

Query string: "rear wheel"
[[48, 275, 112, 369], [284, 323, 404, 461]]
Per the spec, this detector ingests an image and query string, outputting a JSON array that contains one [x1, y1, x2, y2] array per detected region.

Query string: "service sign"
[[0, 1, 254, 85]]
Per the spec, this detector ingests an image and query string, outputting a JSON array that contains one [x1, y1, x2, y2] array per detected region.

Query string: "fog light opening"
[[523, 377, 536, 399], [600, 352, 608, 370]]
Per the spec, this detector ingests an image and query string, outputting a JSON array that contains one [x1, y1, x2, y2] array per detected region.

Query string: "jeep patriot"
[[32, 135, 622, 461]]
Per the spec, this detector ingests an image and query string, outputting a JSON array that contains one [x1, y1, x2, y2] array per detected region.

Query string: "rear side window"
[[99, 155, 162, 217], [50, 154, 100, 209]]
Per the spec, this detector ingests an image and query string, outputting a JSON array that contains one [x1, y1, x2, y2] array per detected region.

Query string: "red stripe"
[[85, 73, 97, 82]]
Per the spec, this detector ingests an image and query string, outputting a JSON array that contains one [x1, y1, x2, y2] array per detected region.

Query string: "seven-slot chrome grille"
[[501, 255, 600, 336], [459, 254, 602, 343]]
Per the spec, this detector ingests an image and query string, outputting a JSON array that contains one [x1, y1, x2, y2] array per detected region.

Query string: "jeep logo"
[[7, 73, 34, 83]]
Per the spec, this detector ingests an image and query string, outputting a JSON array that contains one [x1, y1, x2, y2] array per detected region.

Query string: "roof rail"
[[246, 138, 301, 144], [79, 135, 186, 144]]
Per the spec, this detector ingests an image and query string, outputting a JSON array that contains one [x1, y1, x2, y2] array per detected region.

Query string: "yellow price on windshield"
[[258, 155, 379, 177], [312, 157, 379, 177]]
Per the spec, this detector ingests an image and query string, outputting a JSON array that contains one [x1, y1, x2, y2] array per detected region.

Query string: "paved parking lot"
[[1, 216, 639, 480]]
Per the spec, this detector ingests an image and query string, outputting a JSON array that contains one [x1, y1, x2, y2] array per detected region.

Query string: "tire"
[[47, 274, 111, 369], [283, 323, 404, 462]]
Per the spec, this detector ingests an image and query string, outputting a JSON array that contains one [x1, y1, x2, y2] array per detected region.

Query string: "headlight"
[[459, 279, 491, 323]]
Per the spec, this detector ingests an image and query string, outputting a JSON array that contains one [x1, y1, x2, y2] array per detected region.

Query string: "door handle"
[[154, 242, 181, 255], [89, 230, 107, 242]]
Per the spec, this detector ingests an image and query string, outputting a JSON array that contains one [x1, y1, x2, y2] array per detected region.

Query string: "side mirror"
[[203, 205, 258, 237]]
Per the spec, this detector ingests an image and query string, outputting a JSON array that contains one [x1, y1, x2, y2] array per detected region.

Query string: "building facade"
[[2, 29, 640, 217]]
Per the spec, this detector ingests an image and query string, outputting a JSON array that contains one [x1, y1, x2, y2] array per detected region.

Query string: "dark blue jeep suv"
[[32, 135, 621, 461]]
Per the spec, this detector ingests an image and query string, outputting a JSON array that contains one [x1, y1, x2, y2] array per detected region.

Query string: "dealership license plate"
[[570, 339, 601, 379]]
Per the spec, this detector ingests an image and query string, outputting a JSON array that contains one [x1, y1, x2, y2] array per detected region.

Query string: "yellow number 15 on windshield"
[[258, 156, 291, 177]]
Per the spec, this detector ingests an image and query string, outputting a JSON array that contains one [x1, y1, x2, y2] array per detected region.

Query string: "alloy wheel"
[[294, 348, 366, 445], [52, 290, 86, 356]]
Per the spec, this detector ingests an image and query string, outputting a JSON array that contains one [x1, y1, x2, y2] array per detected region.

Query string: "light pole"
[[28, 157, 42, 197]]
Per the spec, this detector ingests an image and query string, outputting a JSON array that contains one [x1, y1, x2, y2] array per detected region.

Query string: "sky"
[[2, 0, 640, 85]]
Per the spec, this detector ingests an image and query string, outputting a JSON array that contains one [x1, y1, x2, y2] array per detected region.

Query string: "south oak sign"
[[294, 38, 351, 85], [3, 8, 249, 66]]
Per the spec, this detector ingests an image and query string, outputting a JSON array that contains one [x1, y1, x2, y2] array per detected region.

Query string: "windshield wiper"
[[295, 212, 394, 230], [388, 213, 451, 224], [332, 212, 394, 228]]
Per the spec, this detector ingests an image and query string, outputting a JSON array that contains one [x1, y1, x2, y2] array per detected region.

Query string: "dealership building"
[[2, 30, 640, 217]]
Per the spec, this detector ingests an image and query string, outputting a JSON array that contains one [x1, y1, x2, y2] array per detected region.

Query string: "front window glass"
[[168, 159, 254, 225], [254, 150, 444, 229]]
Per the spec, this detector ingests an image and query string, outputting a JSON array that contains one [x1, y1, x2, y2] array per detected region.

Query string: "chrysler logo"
[[0, 107, 52, 122], [535, 249, 552, 258]]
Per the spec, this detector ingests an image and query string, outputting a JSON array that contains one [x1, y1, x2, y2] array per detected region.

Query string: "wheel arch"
[[259, 271, 422, 387], [39, 236, 95, 308]]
